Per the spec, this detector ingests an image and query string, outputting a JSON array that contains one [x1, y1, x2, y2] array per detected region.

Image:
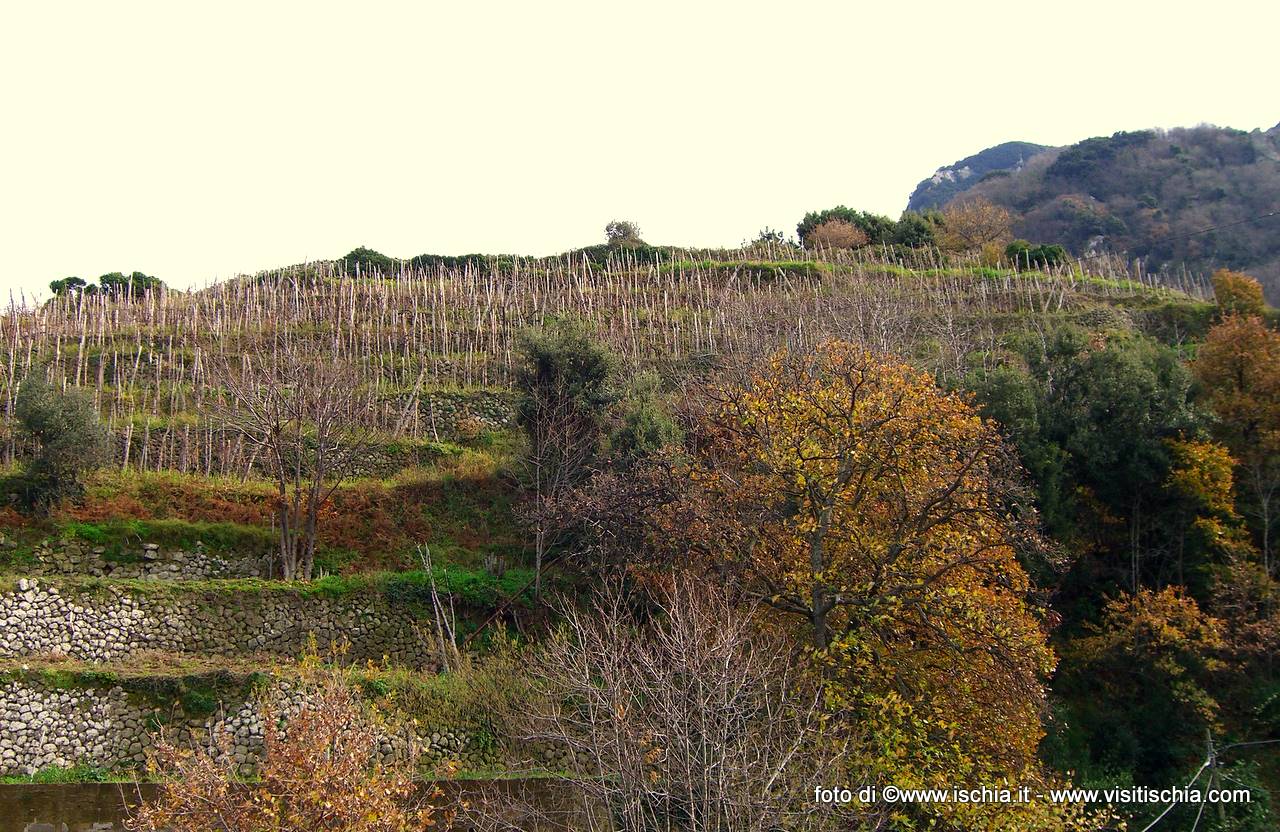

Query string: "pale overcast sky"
[[2, 1, 1276, 298]]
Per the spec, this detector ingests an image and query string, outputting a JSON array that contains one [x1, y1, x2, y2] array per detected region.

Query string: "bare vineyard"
[[0, 247, 1208, 473]]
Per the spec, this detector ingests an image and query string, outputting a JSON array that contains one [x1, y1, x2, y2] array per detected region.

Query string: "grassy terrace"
[[0, 568, 536, 607], [0, 426, 525, 572]]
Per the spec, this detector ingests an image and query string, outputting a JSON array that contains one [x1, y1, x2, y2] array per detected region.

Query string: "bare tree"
[[806, 219, 869, 251], [519, 377, 607, 596], [469, 576, 840, 832], [208, 338, 371, 581], [938, 197, 1013, 252]]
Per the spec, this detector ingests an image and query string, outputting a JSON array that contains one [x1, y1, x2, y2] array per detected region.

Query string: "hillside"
[[3, 250, 1277, 830], [921, 123, 1280, 300], [906, 140, 1049, 211]]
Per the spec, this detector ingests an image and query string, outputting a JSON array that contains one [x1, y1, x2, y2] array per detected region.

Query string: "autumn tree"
[[644, 342, 1098, 829], [1194, 313, 1280, 574], [938, 196, 1013, 252], [804, 219, 869, 250], [669, 343, 1039, 651], [1211, 268, 1267, 317], [1058, 588, 1225, 786], [209, 339, 372, 581], [1164, 439, 1259, 589], [129, 657, 448, 832]]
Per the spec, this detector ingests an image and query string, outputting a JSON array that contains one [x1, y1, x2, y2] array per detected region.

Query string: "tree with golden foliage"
[[128, 658, 449, 832], [651, 342, 1105, 830], [1193, 311, 1280, 574], [805, 219, 869, 250], [1064, 587, 1225, 784], [1211, 268, 1267, 317], [938, 197, 1013, 252]]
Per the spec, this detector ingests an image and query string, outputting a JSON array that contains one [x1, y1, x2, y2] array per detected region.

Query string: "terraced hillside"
[[0, 249, 1216, 780]]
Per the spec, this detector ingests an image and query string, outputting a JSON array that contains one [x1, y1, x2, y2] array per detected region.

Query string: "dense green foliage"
[[968, 328, 1203, 597], [961, 287, 1279, 828], [606, 371, 682, 467], [7, 371, 109, 512], [515, 317, 618, 460], [1006, 239, 1068, 270], [50, 271, 164, 297], [796, 205, 938, 248]]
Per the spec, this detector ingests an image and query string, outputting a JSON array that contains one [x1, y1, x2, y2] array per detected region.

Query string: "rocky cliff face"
[[906, 141, 1049, 211]]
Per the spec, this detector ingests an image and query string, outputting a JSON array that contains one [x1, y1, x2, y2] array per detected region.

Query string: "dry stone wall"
[[0, 579, 435, 668], [29, 539, 266, 580], [0, 675, 527, 777]]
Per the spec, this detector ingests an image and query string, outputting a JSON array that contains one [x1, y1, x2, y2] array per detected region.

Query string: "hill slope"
[[906, 141, 1049, 211], [922, 124, 1280, 299]]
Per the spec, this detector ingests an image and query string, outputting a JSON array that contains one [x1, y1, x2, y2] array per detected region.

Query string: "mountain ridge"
[[906, 140, 1049, 211], [912, 124, 1280, 299]]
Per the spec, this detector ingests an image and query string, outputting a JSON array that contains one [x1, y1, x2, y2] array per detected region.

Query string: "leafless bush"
[[467, 575, 841, 832], [207, 337, 372, 580]]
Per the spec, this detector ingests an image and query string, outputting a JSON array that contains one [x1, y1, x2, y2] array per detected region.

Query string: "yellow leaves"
[[1166, 438, 1238, 516], [1078, 587, 1226, 663], [1211, 269, 1267, 316], [667, 341, 1070, 827]]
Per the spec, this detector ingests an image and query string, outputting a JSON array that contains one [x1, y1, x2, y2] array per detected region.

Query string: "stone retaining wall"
[[0, 676, 530, 777], [28, 539, 266, 581], [0, 579, 434, 668]]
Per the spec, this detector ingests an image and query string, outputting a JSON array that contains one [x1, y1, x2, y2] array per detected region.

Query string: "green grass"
[[311, 566, 537, 610], [11, 567, 536, 617], [0, 764, 114, 784], [58, 518, 275, 555], [660, 259, 831, 280], [1, 658, 271, 718]]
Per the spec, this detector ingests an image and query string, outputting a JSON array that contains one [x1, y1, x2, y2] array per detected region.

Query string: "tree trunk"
[[534, 523, 545, 599]]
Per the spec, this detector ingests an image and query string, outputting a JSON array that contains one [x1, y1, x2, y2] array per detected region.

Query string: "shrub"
[[339, 246, 399, 275], [804, 219, 868, 250], [607, 371, 682, 467], [129, 657, 451, 832], [8, 371, 109, 513], [1006, 239, 1068, 270]]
